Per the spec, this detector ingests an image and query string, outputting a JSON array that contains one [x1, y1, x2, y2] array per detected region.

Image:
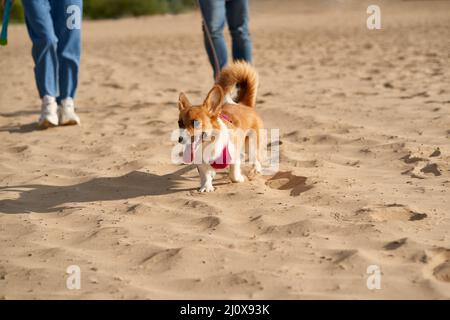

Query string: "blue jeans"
[[22, 0, 82, 102], [199, 0, 252, 78]]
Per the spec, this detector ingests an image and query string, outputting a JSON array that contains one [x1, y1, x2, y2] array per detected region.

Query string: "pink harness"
[[183, 113, 232, 169]]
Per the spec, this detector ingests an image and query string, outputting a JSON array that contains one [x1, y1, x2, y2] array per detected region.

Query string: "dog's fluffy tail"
[[217, 61, 259, 108]]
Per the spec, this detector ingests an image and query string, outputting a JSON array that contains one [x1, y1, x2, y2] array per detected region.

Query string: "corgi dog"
[[177, 61, 263, 192]]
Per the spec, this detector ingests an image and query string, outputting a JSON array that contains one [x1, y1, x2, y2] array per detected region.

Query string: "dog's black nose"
[[178, 136, 184, 144]]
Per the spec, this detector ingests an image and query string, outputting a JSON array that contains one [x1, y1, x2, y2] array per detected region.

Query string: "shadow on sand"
[[0, 165, 211, 214], [0, 122, 40, 134]]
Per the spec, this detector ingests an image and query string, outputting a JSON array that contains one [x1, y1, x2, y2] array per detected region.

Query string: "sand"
[[0, 0, 449, 299]]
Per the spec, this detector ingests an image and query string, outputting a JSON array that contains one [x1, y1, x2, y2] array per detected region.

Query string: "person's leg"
[[22, 0, 58, 99], [226, 0, 252, 63], [198, 0, 227, 79], [50, 0, 82, 103], [22, 0, 59, 128]]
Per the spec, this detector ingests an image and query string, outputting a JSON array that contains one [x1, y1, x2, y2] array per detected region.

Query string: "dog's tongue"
[[183, 143, 194, 164]]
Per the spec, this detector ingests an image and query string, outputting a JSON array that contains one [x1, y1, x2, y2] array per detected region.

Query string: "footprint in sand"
[[194, 216, 221, 231], [355, 204, 427, 222], [400, 151, 442, 178], [384, 237, 408, 250], [79, 226, 128, 248], [422, 248, 450, 283], [182, 199, 221, 215], [420, 163, 441, 176], [401, 153, 428, 164], [318, 249, 365, 271], [207, 271, 260, 291], [331, 250, 359, 264], [402, 161, 442, 178], [266, 171, 313, 196], [434, 261, 450, 282], [429, 148, 441, 157], [126, 203, 152, 215], [140, 248, 183, 273], [264, 220, 315, 238], [102, 82, 124, 90], [7, 145, 29, 154]]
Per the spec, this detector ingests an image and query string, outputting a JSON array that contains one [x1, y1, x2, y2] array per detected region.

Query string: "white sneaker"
[[59, 98, 81, 126], [38, 95, 59, 129]]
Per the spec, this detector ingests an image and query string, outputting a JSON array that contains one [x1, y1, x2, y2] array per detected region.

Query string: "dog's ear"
[[178, 92, 191, 111], [204, 85, 224, 115]]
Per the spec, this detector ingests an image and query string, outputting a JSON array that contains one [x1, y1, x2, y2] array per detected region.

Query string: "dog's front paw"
[[199, 184, 215, 193]]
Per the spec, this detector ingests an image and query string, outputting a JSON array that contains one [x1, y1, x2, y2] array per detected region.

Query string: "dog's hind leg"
[[249, 128, 262, 174]]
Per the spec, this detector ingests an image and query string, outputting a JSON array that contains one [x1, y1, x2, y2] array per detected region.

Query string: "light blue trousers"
[[199, 0, 252, 79], [22, 0, 82, 103]]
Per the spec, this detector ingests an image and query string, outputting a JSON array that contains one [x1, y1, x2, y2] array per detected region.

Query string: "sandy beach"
[[0, 0, 450, 299]]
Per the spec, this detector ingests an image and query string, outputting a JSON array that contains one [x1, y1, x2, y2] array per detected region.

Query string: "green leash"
[[0, 0, 12, 46]]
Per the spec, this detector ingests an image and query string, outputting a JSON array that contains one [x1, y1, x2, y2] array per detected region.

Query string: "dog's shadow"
[[0, 165, 201, 214]]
